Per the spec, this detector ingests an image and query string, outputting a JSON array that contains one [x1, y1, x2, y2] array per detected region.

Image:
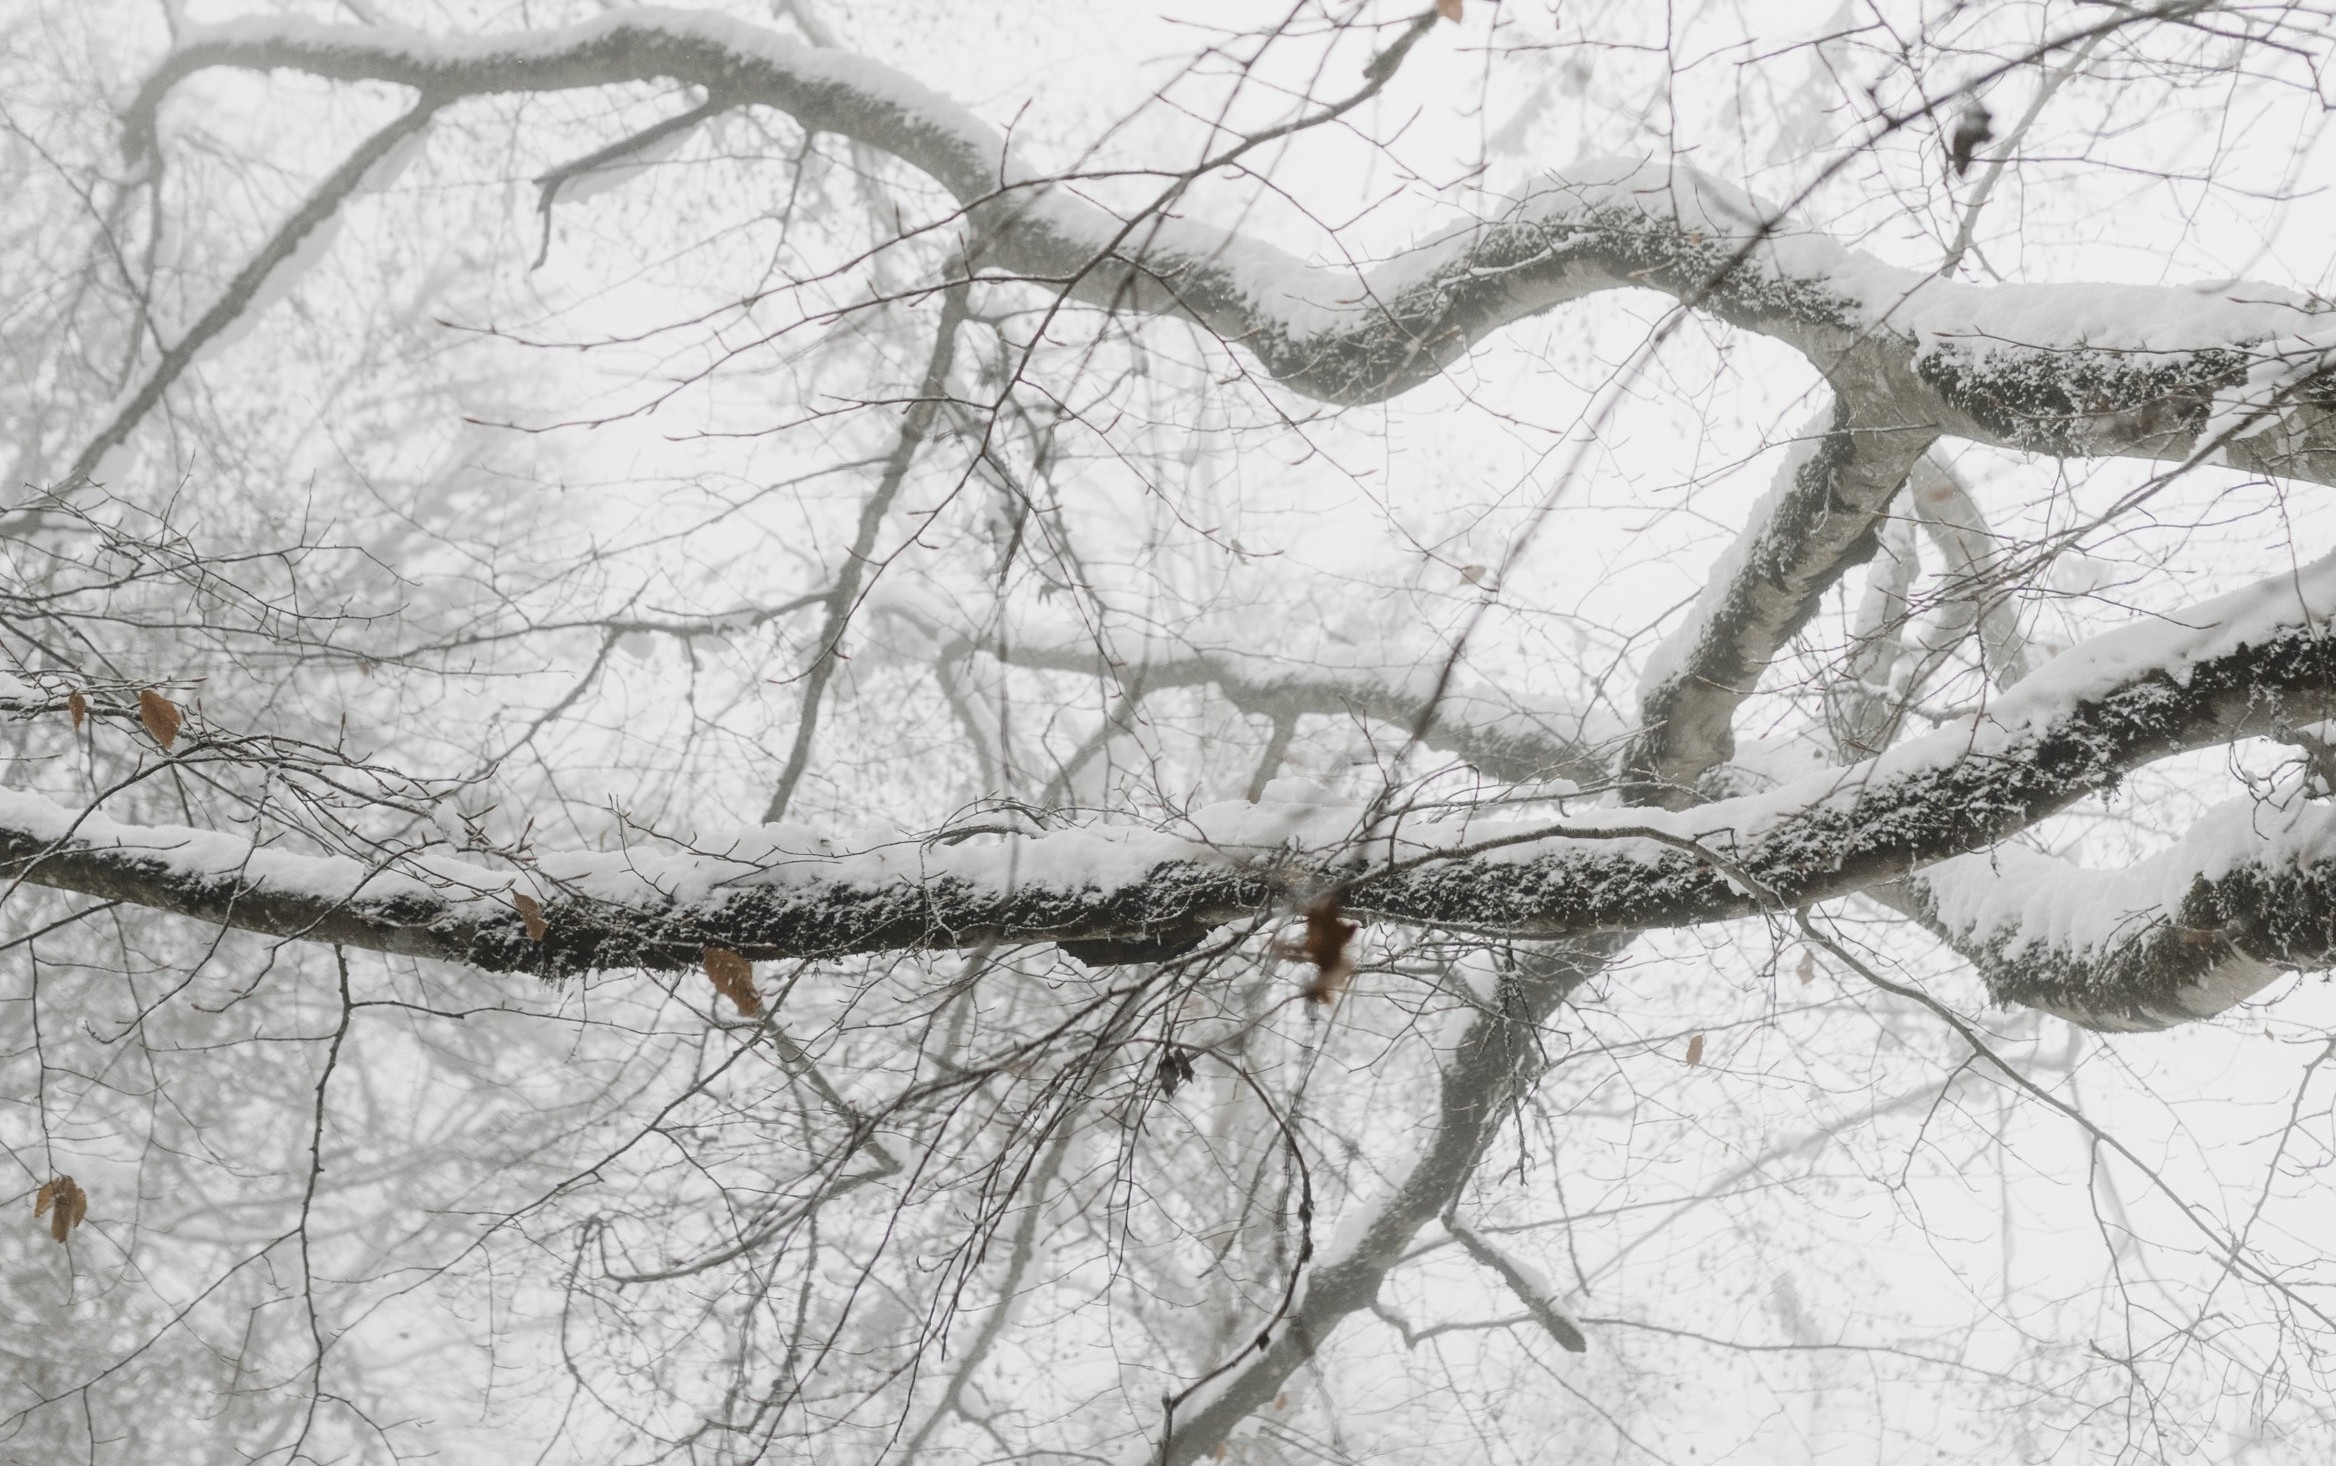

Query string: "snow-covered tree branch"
[[1, 553, 2327, 1033], [11, 2, 2336, 1461], [126, 10, 2336, 466]]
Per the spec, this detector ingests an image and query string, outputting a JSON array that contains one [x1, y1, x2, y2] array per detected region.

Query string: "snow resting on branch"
[[0, 555, 2330, 1031], [89, 8, 2336, 1030], [868, 587, 1625, 788], [132, 8, 2336, 473]]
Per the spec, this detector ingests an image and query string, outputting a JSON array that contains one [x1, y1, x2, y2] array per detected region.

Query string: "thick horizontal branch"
[[134, 11, 2336, 473], [3, 559, 2331, 994], [1345, 588, 2336, 946], [1887, 793, 2336, 1031]]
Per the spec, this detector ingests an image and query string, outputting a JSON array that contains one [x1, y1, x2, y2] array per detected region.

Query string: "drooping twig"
[[529, 95, 729, 269]]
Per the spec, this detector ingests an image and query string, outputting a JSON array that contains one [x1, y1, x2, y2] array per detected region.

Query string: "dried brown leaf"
[[1796, 949, 1817, 985], [1684, 1033, 1706, 1067], [514, 892, 547, 942], [34, 1175, 85, 1243], [138, 689, 181, 751], [1459, 563, 1488, 585], [703, 947, 761, 1018], [1436, 0, 1463, 21], [66, 691, 86, 731]]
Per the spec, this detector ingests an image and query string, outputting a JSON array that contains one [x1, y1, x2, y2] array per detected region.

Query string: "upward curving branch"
[[1629, 393, 1936, 804], [65, 96, 438, 490], [128, 9, 2336, 473]]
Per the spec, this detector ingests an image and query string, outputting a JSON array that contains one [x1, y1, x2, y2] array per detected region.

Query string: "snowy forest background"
[[6, 0, 2336, 1461]]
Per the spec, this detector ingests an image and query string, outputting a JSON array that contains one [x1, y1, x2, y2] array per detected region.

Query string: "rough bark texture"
[[1875, 827, 2336, 1032], [5, 610, 2329, 995]]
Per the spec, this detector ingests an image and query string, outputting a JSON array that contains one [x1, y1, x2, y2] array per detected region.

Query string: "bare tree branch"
[[1907, 454, 2033, 684], [766, 279, 970, 821], [63, 96, 437, 491], [1826, 496, 1920, 760], [876, 600, 1618, 788], [1158, 939, 1616, 1464], [530, 94, 729, 269], [1877, 792, 2333, 1031], [1443, 1209, 1588, 1353]]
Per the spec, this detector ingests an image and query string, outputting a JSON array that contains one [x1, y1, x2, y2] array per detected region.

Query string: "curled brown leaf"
[[34, 1175, 87, 1243]]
